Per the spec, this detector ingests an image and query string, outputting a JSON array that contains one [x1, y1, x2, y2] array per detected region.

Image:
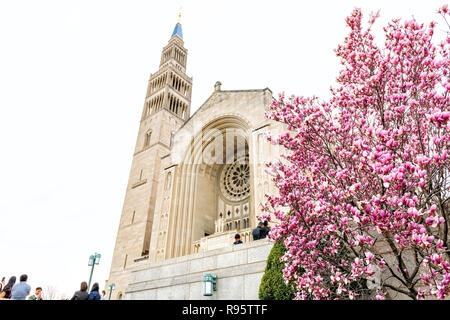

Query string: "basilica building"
[[106, 19, 284, 300]]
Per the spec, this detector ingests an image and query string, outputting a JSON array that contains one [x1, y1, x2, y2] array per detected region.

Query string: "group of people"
[[2, 221, 272, 300], [233, 220, 270, 245], [70, 281, 107, 300], [0, 275, 108, 300], [0, 274, 41, 300]]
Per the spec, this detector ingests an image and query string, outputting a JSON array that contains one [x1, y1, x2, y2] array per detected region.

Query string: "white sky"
[[0, 0, 447, 299]]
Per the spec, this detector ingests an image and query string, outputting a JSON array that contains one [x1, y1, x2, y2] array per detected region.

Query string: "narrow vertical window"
[[165, 172, 172, 190], [147, 104, 152, 117], [145, 130, 152, 147], [170, 131, 175, 146], [123, 254, 128, 269]]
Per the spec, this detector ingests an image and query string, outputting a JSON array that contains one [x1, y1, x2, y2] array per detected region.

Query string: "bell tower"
[[106, 18, 192, 300], [143, 17, 192, 121]]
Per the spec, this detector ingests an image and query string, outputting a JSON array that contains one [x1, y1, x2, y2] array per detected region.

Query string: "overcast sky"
[[0, 0, 447, 299]]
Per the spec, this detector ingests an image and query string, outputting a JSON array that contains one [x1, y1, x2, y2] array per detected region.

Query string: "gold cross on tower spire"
[[177, 6, 182, 24]]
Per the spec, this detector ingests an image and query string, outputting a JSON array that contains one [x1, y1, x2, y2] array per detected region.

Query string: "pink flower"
[[375, 291, 386, 300]]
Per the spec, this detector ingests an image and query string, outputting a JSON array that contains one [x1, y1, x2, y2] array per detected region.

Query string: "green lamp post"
[[87, 252, 101, 292], [108, 283, 116, 300]]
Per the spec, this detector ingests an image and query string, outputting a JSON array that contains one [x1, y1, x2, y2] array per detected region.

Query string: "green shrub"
[[258, 239, 296, 300]]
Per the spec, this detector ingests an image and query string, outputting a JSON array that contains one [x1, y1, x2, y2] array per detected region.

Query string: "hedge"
[[258, 239, 296, 300]]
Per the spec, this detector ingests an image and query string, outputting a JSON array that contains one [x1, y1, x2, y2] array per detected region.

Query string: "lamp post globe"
[[87, 252, 101, 292]]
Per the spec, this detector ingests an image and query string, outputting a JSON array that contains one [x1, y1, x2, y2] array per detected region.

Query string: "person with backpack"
[[0, 276, 16, 299], [88, 283, 101, 300]]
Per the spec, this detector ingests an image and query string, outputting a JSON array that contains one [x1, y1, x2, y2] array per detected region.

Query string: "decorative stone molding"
[[131, 179, 147, 189]]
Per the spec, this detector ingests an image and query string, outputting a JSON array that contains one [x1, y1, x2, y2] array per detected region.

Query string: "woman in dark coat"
[[0, 276, 16, 299], [71, 281, 89, 300], [88, 283, 101, 300]]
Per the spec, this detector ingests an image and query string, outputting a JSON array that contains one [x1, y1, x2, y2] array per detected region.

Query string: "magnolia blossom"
[[263, 7, 449, 300]]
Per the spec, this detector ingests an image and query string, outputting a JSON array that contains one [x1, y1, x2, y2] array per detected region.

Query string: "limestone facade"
[[127, 239, 273, 300], [106, 21, 283, 300]]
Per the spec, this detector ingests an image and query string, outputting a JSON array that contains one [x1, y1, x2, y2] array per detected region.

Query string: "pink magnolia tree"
[[263, 7, 450, 300]]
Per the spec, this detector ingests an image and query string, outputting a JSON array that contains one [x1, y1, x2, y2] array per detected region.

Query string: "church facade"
[[106, 20, 283, 300]]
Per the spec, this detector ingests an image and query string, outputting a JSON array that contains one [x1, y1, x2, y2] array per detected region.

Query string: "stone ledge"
[[134, 255, 149, 263], [126, 260, 267, 293], [133, 238, 272, 272], [127, 240, 273, 296], [131, 179, 147, 189]]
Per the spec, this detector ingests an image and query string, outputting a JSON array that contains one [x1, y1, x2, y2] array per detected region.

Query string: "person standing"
[[252, 222, 265, 241], [88, 283, 101, 300], [233, 234, 243, 245], [70, 282, 89, 300], [100, 290, 106, 300], [0, 276, 16, 299], [0, 277, 5, 293], [10, 274, 31, 300], [28, 287, 43, 300], [261, 221, 270, 239]]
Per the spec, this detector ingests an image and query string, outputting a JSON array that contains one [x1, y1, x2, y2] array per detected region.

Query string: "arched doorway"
[[167, 115, 254, 258]]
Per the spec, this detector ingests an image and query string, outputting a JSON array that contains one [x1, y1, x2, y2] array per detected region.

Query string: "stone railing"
[[193, 228, 253, 254], [215, 217, 251, 233]]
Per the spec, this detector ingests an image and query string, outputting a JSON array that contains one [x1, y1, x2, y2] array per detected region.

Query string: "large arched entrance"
[[166, 115, 255, 258]]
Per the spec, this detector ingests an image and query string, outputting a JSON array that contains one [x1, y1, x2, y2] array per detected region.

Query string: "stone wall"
[[125, 238, 273, 300]]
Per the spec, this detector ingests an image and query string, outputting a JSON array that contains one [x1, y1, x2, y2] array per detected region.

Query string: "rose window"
[[220, 157, 250, 202]]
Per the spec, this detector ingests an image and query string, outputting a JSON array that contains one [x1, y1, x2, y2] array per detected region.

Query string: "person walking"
[[10, 274, 31, 300], [28, 287, 43, 300], [70, 281, 89, 300], [0, 276, 16, 299], [88, 283, 101, 300]]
